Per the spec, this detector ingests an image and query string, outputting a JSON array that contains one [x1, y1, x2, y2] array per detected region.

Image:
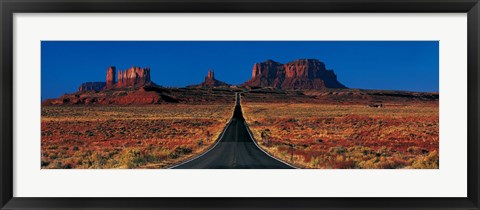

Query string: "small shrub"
[[410, 150, 439, 169], [329, 146, 346, 154]]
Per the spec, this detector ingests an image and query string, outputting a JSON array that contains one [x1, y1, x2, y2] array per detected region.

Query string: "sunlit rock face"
[[243, 59, 347, 90], [116, 66, 151, 88]]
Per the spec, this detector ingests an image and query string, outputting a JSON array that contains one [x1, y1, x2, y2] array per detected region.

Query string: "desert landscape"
[[42, 49, 439, 169], [41, 105, 232, 169], [239, 59, 438, 169], [242, 94, 438, 169], [42, 68, 235, 169]]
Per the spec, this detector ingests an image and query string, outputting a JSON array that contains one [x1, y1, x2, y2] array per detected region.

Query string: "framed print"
[[1, 0, 479, 209]]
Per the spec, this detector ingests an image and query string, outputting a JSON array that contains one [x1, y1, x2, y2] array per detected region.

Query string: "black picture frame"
[[1, 0, 479, 209]]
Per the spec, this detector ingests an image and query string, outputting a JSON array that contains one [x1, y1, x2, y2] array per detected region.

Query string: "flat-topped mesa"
[[78, 82, 106, 92], [243, 58, 347, 90], [104, 66, 151, 89], [250, 60, 284, 87]]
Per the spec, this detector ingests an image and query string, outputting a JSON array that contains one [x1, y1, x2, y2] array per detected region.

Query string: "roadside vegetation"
[[41, 105, 232, 169], [242, 102, 439, 169]]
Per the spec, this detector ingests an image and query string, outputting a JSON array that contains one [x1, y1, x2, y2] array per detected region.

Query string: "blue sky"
[[41, 41, 439, 100]]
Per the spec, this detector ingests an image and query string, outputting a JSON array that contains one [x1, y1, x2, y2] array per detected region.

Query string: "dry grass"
[[41, 105, 232, 169], [242, 102, 439, 169]]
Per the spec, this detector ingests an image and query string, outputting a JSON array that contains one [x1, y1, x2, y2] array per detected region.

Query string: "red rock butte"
[[243, 59, 347, 90], [114, 66, 151, 88], [78, 66, 152, 92]]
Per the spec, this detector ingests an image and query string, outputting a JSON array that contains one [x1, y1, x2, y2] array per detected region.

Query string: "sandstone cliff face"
[[243, 59, 346, 90], [78, 82, 106, 92], [106, 66, 116, 89], [116, 66, 151, 88], [250, 60, 285, 88], [188, 69, 231, 88], [81, 66, 153, 92]]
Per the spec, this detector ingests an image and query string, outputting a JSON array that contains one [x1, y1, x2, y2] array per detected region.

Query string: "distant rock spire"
[[106, 66, 116, 89], [207, 69, 215, 80], [187, 69, 230, 88]]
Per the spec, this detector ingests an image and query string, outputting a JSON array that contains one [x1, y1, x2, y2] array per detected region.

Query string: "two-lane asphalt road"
[[172, 93, 293, 169]]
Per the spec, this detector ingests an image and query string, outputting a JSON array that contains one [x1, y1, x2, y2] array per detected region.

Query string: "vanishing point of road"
[[172, 93, 294, 169]]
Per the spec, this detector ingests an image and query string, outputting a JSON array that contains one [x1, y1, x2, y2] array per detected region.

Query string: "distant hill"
[[241, 88, 438, 105], [41, 85, 237, 105]]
